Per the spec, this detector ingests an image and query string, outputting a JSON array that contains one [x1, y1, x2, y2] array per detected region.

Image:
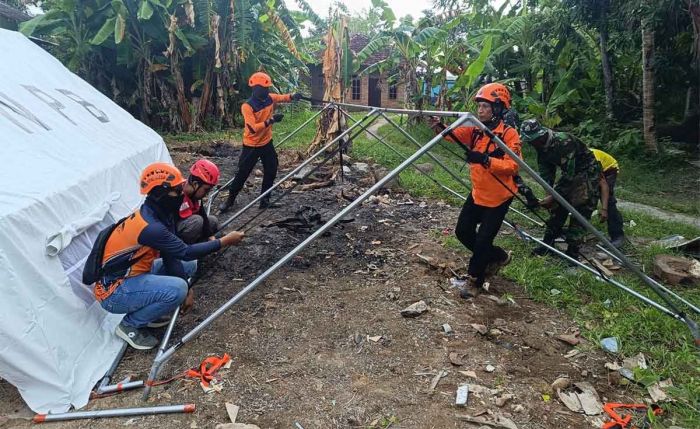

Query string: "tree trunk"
[[641, 15, 658, 153], [598, 1, 615, 120]]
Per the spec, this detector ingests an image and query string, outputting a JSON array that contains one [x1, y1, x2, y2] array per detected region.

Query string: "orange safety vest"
[[94, 210, 159, 301], [448, 121, 522, 208]]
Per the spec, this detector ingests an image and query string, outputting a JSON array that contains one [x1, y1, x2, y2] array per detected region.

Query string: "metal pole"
[[96, 380, 145, 395], [379, 112, 547, 228], [207, 104, 332, 214], [274, 103, 330, 150], [216, 109, 381, 232], [593, 243, 700, 314], [476, 122, 700, 344], [142, 114, 475, 402], [96, 342, 127, 390], [141, 306, 181, 399], [33, 404, 196, 423], [330, 101, 466, 118], [503, 219, 679, 318], [338, 109, 467, 201]]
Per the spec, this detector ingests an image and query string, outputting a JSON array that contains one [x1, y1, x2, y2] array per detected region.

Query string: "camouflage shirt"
[[534, 131, 601, 205]]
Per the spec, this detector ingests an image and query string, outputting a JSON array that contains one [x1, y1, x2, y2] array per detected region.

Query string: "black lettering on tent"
[[23, 85, 77, 125], [0, 91, 51, 134], [56, 89, 109, 123]]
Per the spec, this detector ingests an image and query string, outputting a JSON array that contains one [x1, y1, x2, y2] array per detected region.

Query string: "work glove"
[[266, 113, 284, 126], [518, 183, 539, 209], [291, 92, 303, 102], [466, 150, 490, 166]]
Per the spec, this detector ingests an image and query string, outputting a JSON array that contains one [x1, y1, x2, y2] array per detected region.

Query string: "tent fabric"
[[0, 29, 171, 413]]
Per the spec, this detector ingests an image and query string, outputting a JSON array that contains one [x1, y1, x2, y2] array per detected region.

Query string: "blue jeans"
[[100, 259, 197, 328]]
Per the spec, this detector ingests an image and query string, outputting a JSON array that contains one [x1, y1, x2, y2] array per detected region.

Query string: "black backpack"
[[82, 217, 128, 285]]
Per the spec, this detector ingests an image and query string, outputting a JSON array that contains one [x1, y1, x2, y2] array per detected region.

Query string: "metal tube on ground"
[[141, 114, 475, 403], [33, 404, 196, 423], [593, 243, 700, 315], [504, 219, 680, 319], [97, 380, 145, 395], [216, 109, 380, 232], [96, 342, 128, 390], [475, 120, 700, 344], [206, 104, 331, 214]]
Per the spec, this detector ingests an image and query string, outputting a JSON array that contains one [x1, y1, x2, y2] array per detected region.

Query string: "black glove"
[[518, 184, 539, 208], [291, 92, 303, 101], [266, 113, 284, 126], [489, 148, 505, 159], [466, 150, 490, 166]]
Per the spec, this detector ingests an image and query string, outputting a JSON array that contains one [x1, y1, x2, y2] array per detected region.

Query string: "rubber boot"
[[218, 193, 237, 213]]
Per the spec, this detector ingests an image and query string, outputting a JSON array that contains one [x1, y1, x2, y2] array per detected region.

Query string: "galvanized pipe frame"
[[341, 105, 699, 323], [206, 103, 333, 215], [140, 113, 476, 401], [348, 110, 682, 320], [336, 109, 466, 201], [214, 108, 381, 232]]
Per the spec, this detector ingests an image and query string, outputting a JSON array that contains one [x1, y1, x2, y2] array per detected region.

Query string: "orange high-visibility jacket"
[[241, 93, 292, 147], [447, 121, 522, 207]]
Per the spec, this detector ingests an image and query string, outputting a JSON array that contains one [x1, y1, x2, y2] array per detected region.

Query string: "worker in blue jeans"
[[91, 163, 244, 350]]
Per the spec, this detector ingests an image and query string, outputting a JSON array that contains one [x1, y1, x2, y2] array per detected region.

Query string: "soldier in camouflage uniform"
[[520, 119, 608, 259]]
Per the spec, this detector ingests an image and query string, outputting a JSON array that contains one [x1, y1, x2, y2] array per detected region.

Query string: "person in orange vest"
[[177, 159, 221, 244], [218, 72, 302, 212], [428, 83, 521, 298], [92, 163, 244, 350], [591, 148, 625, 247]]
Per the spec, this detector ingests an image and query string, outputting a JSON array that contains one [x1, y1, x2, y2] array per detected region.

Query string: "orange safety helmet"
[[189, 159, 220, 186], [474, 83, 512, 109], [139, 162, 186, 195], [248, 72, 273, 88]]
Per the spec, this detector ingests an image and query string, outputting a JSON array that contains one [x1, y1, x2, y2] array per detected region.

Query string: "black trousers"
[[226, 141, 278, 202], [455, 193, 512, 282], [604, 171, 624, 239]]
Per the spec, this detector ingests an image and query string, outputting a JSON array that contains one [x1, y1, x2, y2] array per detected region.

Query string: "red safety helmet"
[[248, 71, 273, 88], [139, 162, 186, 195], [474, 83, 512, 109], [190, 159, 220, 186]]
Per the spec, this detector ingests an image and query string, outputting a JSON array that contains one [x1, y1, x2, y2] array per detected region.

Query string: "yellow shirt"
[[591, 148, 619, 173]]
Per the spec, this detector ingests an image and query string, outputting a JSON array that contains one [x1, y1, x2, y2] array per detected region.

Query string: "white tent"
[[0, 29, 171, 413]]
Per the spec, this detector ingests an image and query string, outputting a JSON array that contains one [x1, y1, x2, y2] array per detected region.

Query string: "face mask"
[[252, 85, 270, 100], [160, 193, 185, 214]]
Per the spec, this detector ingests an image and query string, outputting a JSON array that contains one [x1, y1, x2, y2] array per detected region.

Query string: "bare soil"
[[0, 139, 643, 429]]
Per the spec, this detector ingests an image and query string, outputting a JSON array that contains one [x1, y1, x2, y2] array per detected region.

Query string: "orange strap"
[[184, 353, 231, 387], [601, 403, 663, 429]]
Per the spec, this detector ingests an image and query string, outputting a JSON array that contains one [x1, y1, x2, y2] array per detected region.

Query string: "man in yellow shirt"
[[591, 148, 625, 247]]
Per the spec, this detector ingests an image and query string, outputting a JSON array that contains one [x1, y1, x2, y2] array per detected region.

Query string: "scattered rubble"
[[557, 382, 603, 415], [653, 254, 700, 285], [647, 379, 674, 402]]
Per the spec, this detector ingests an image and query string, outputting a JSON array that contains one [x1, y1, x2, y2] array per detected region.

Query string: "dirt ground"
[[0, 139, 644, 429]]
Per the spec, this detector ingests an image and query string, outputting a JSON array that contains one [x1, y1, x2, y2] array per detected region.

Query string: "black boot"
[[532, 238, 555, 256], [218, 193, 236, 213]]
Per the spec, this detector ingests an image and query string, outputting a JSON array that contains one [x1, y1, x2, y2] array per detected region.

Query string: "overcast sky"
[[285, 0, 435, 21]]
